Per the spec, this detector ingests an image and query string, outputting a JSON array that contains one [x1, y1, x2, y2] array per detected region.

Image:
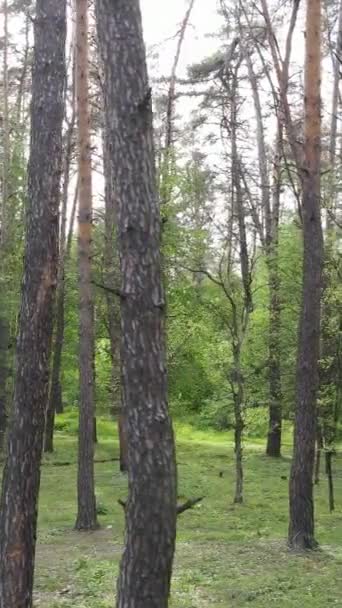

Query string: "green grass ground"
[[33, 416, 342, 607]]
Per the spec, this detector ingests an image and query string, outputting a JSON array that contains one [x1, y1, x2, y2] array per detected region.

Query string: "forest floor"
[[32, 415, 342, 607]]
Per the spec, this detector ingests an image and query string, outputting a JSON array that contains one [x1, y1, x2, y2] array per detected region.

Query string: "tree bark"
[[75, 0, 98, 531], [96, 1, 177, 605], [325, 451, 335, 512], [288, 0, 323, 550], [44, 59, 77, 453], [0, 0, 10, 452], [232, 344, 244, 504], [102, 129, 127, 472], [244, 53, 283, 456], [266, 122, 283, 457], [0, 317, 9, 453], [0, 1, 66, 605]]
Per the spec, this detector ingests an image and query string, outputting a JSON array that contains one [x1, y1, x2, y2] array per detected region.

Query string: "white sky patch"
[[141, 0, 221, 77]]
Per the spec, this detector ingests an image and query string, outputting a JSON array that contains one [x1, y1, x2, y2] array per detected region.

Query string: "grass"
[[31, 414, 342, 606]]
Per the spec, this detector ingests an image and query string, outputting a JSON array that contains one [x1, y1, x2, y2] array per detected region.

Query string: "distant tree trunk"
[[160, 0, 196, 208], [75, 0, 98, 531], [266, 122, 282, 457], [96, 1, 177, 605], [314, 424, 323, 484], [44, 61, 77, 453], [325, 451, 335, 512], [288, 0, 323, 550], [102, 131, 127, 472], [0, 0, 66, 605], [232, 342, 244, 504], [245, 54, 283, 456]]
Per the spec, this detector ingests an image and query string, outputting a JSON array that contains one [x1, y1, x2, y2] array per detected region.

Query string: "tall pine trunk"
[[0, 1, 66, 604], [75, 0, 97, 530], [96, 1, 177, 605], [288, 0, 323, 550]]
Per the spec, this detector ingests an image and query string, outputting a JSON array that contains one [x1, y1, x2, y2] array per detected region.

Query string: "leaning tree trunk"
[[96, 1, 177, 606], [75, 0, 97, 530], [288, 0, 323, 550], [0, 1, 66, 605]]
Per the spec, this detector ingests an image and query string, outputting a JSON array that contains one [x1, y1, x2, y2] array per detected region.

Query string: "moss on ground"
[[32, 416, 342, 606]]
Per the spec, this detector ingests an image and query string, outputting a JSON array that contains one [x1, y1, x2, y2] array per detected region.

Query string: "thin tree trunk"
[[244, 52, 283, 456], [44, 58, 77, 453], [44, 184, 78, 452], [75, 0, 97, 531], [266, 122, 283, 457], [232, 345, 244, 504], [325, 451, 335, 512], [288, 0, 323, 550], [96, 1, 177, 605], [0, 1, 66, 605], [160, 0, 196, 207], [314, 424, 323, 484]]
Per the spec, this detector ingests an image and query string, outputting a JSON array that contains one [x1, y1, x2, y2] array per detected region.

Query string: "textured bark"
[[45, 62, 77, 452], [0, 1, 66, 605], [96, 1, 177, 606], [75, 0, 98, 531], [288, 0, 323, 550], [102, 130, 127, 472]]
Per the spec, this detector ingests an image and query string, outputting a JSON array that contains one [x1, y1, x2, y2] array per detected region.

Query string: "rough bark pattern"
[[96, 1, 177, 605], [102, 131, 127, 472], [0, 1, 66, 605], [75, 0, 97, 530], [288, 0, 323, 550]]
